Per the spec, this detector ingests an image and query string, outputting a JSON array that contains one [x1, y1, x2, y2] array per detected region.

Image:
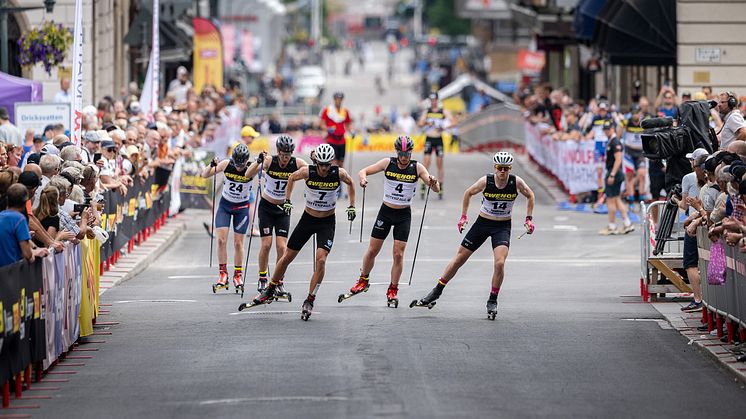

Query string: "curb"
[[98, 218, 186, 295], [651, 302, 746, 384]]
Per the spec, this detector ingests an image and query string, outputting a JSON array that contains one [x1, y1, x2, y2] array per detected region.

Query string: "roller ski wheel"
[[301, 298, 314, 321], [409, 300, 436, 309], [212, 283, 229, 293], [273, 288, 292, 303], [387, 298, 399, 308], [386, 285, 399, 308], [486, 299, 498, 321]]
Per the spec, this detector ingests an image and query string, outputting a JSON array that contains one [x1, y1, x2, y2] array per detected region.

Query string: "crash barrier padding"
[[243, 133, 459, 156], [99, 176, 171, 273], [697, 228, 746, 343], [525, 122, 598, 196], [457, 102, 525, 151]]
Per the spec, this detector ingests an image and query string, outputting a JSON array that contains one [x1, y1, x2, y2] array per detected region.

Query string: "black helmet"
[[231, 143, 251, 168], [276, 135, 295, 153], [394, 135, 414, 153], [333, 91, 344, 99]]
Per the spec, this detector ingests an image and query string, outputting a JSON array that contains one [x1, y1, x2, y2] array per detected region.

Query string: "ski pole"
[[209, 164, 217, 267], [313, 234, 317, 272], [408, 185, 430, 286], [243, 163, 263, 274], [359, 187, 366, 243]]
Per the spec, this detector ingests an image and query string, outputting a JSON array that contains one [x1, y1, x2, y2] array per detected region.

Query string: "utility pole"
[[311, 0, 320, 48], [413, 0, 423, 39]]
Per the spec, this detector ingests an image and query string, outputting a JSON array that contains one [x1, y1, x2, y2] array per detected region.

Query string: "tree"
[[425, 0, 471, 36]]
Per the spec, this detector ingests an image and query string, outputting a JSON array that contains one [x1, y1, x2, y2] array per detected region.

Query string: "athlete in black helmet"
[[340, 135, 439, 307], [255, 135, 308, 299], [201, 143, 265, 294]]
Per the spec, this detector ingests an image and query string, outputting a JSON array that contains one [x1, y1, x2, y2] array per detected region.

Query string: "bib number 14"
[[492, 202, 508, 211]]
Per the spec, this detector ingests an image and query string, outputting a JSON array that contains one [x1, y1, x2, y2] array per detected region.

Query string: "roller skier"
[[241, 144, 356, 321], [201, 144, 264, 295], [339, 135, 439, 307], [256, 135, 308, 301], [410, 151, 535, 320], [417, 92, 452, 200]]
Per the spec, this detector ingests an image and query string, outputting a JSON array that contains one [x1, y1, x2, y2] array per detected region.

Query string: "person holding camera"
[[717, 91, 746, 149], [599, 121, 634, 235]]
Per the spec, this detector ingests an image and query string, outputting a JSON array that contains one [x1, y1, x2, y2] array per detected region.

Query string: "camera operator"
[[717, 91, 746, 149]]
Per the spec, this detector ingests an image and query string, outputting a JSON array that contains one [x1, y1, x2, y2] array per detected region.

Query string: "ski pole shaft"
[[313, 234, 317, 272], [408, 186, 430, 286], [209, 168, 217, 267], [243, 165, 263, 274], [359, 187, 365, 243]]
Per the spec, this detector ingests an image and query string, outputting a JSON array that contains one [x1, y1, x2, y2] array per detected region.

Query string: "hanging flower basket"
[[17, 21, 73, 76]]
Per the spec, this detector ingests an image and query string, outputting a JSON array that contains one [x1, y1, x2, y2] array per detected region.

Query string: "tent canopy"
[[426, 74, 513, 108], [0, 71, 43, 123]]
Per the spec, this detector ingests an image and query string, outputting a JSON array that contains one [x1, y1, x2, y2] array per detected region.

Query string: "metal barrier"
[[697, 229, 746, 342], [456, 103, 525, 150], [640, 201, 691, 301]]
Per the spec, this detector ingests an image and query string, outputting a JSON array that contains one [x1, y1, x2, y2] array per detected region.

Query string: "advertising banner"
[[193, 18, 224, 94], [14, 102, 71, 135], [179, 149, 216, 210], [69, 0, 84, 145]]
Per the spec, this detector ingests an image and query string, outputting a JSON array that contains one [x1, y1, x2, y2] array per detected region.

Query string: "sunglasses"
[[495, 165, 511, 172], [106, 148, 116, 152]]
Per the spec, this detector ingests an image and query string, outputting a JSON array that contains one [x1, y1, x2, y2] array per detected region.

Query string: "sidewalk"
[[99, 215, 186, 295], [652, 302, 746, 383]]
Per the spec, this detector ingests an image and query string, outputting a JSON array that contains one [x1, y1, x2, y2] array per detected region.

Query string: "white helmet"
[[493, 151, 514, 166], [313, 144, 335, 163]]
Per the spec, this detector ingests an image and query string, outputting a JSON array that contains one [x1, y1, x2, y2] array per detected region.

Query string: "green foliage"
[[425, 0, 471, 35]]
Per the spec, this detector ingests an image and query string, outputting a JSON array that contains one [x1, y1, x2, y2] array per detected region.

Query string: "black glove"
[[346, 206, 356, 222], [210, 158, 218, 168], [256, 152, 266, 164]]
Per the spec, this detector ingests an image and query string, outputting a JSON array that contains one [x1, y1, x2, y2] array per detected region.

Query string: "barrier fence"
[[0, 179, 172, 408], [697, 229, 746, 343], [457, 102, 525, 151]]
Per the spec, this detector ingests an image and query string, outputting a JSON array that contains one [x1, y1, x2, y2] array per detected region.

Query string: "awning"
[[123, 7, 193, 62], [421, 74, 513, 107], [572, 0, 607, 41], [593, 0, 676, 66]]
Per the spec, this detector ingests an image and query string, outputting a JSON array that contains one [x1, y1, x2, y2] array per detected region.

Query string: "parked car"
[[294, 65, 326, 102]]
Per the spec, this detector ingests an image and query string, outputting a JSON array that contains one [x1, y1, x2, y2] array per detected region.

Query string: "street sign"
[[695, 47, 721, 64], [13, 102, 71, 135]]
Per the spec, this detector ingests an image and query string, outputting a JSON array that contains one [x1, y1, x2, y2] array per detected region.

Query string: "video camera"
[[642, 100, 718, 160]]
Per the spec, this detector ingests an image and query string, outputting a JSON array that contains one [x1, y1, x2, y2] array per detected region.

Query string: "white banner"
[[525, 122, 597, 195], [69, 0, 83, 146], [140, 0, 160, 122], [14, 102, 71, 134], [201, 106, 244, 158]]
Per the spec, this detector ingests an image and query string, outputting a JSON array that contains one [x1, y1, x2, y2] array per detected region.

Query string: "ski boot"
[[238, 281, 277, 311], [338, 276, 370, 303], [212, 271, 229, 293], [233, 271, 244, 297], [486, 295, 498, 320], [409, 284, 442, 309], [386, 284, 399, 308], [257, 275, 268, 293], [273, 280, 292, 302], [301, 296, 315, 321]]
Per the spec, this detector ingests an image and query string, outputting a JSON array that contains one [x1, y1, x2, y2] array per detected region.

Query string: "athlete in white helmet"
[[252, 143, 357, 321], [340, 135, 439, 307], [410, 151, 536, 320]]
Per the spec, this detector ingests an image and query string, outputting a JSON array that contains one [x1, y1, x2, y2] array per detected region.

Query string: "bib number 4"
[[394, 183, 404, 193]]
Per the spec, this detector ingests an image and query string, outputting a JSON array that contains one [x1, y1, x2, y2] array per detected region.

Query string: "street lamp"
[[0, 0, 56, 73]]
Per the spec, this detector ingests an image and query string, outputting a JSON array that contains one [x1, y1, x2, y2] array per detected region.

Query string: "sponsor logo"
[[307, 180, 340, 190], [263, 227, 270, 234], [225, 172, 249, 183], [267, 170, 291, 179], [385, 171, 417, 182], [484, 192, 518, 200]]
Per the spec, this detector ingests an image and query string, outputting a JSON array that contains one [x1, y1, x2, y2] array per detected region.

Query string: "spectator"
[[6, 143, 23, 167], [655, 86, 679, 118], [120, 145, 140, 177], [0, 142, 7, 169], [59, 145, 82, 163], [0, 184, 48, 268], [18, 171, 62, 252], [395, 111, 416, 135], [98, 139, 127, 195], [717, 91, 746, 149], [33, 185, 75, 246], [80, 131, 101, 164], [677, 149, 709, 312], [585, 101, 614, 202], [167, 66, 192, 105], [0, 107, 22, 147], [35, 154, 62, 209], [53, 78, 71, 103], [599, 121, 633, 235], [21, 128, 34, 160], [49, 176, 89, 241], [620, 106, 648, 203]]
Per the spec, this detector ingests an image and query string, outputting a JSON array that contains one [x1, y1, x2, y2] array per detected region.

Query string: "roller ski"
[[409, 283, 442, 309], [212, 271, 229, 293], [301, 296, 314, 321], [386, 284, 399, 308], [233, 271, 245, 297], [273, 281, 292, 302], [486, 296, 498, 320], [238, 281, 276, 311], [338, 276, 370, 303]]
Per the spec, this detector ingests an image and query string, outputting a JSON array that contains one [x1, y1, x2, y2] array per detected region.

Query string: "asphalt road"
[[34, 152, 746, 418]]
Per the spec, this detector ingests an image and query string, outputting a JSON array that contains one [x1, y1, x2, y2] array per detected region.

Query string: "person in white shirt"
[[53, 78, 71, 103], [167, 66, 192, 105], [0, 107, 22, 147], [718, 91, 746, 150], [395, 111, 416, 135]]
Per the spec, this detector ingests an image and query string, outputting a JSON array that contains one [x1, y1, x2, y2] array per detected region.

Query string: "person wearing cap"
[[320, 91, 353, 171], [599, 121, 634, 235], [80, 130, 101, 164], [240, 125, 260, 147], [417, 92, 453, 200], [34, 154, 62, 209], [655, 86, 679, 119], [0, 184, 49, 268], [675, 148, 709, 311], [99, 139, 127, 195], [120, 145, 140, 176], [585, 101, 615, 203], [620, 105, 649, 206], [42, 124, 56, 141], [681, 91, 692, 102], [0, 107, 22, 147]]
